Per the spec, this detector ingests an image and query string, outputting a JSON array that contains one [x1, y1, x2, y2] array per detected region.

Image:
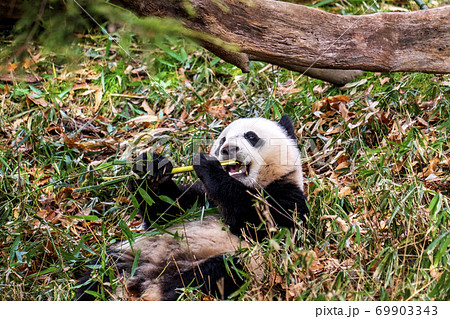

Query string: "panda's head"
[[210, 115, 304, 190]]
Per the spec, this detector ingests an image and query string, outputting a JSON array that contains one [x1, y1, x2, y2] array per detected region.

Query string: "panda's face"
[[210, 118, 303, 189]]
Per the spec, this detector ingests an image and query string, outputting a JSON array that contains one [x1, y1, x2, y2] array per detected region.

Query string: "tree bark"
[[112, 0, 449, 82], [2, 1, 449, 84]]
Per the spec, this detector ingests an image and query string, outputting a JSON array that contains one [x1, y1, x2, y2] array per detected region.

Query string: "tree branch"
[[112, 0, 449, 81]]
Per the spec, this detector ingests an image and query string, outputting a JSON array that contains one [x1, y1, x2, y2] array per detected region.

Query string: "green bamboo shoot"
[[168, 159, 237, 175]]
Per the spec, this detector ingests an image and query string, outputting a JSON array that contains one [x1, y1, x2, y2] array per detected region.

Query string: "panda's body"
[[77, 115, 308, 300], [109, 215, 244, 300]]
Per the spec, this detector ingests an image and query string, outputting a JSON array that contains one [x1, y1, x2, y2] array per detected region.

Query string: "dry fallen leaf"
[[379, 77, 390, 85], [27, 95, 48, 107], [63, 133, 105, 151], [338, 186, 352, 197], [313, 84, 330, 95], [312, 98, 329, 112], [141, 100, 155, 115], [164, 101, 175, 115], [23, 58, 35, 69], [420, 157, 442, 178], [202, 98, 230, 119], [55, 187, 74, 204], [335, 161, 349, 171], [320, 215, 350, 232], [94, 87, 103, 112], [429, 264, 440, 279], [8, 63, 19, 72], [328, 95, 350, 105], [126, 115, 159, 124]]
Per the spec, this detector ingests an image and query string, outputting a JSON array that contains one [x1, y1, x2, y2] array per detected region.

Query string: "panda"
[[76, 115, 309, 301]]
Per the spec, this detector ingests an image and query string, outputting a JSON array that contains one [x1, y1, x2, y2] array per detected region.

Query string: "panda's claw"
[[132, 152, 173, 184], [193, 152, 225, 181]]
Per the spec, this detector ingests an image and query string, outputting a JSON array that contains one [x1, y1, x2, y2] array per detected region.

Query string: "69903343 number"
[[375, 305, 437, 316]]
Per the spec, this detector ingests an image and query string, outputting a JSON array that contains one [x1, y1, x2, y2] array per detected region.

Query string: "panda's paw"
[[132, 152, 173, 184], [193, 152, 224, 181]]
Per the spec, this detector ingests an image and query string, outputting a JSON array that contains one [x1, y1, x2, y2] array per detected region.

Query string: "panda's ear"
[[278, 115, 297, 140]]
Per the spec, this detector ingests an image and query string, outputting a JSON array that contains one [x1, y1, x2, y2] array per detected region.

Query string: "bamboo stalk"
[[168, 159, 237, 175]]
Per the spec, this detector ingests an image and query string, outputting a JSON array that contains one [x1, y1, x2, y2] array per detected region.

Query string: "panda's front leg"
[[193, 153, 258, 234], [128, 152, 183, 227]]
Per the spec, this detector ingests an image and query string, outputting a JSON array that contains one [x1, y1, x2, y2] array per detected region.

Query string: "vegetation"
[[0, 0, 448, 301]]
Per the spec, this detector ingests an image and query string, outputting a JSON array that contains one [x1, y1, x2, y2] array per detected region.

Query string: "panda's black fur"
[[76, 115, 308, 300]]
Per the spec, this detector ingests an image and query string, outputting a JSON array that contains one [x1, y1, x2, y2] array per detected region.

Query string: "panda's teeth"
[[227, 162, 247, 176]]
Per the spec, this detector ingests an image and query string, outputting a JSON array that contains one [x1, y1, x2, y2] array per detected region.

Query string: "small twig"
[[406, 277, 437, 301], [414, 0, 429, 10]]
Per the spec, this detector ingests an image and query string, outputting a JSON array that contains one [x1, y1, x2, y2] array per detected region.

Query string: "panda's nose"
[[221, 145, 239, 156]]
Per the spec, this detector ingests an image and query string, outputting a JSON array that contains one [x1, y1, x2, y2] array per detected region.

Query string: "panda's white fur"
[[115, 216, 247, 300], [210, 117, 304, 190], [77, 115, 307, 301]]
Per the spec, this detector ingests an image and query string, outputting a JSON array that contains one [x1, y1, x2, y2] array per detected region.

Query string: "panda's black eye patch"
[[215, 137, 226, 156], [244, 131, 261, 147]]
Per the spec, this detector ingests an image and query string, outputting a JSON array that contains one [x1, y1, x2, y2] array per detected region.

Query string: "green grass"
[[0, 1, 449, 301]]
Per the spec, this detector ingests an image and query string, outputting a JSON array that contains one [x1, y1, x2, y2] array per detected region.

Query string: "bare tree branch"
[[112, 0, 449, 81]]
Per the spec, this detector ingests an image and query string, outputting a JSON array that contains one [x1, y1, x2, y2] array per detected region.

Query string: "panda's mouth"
[[225, 161, 249, 176]]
